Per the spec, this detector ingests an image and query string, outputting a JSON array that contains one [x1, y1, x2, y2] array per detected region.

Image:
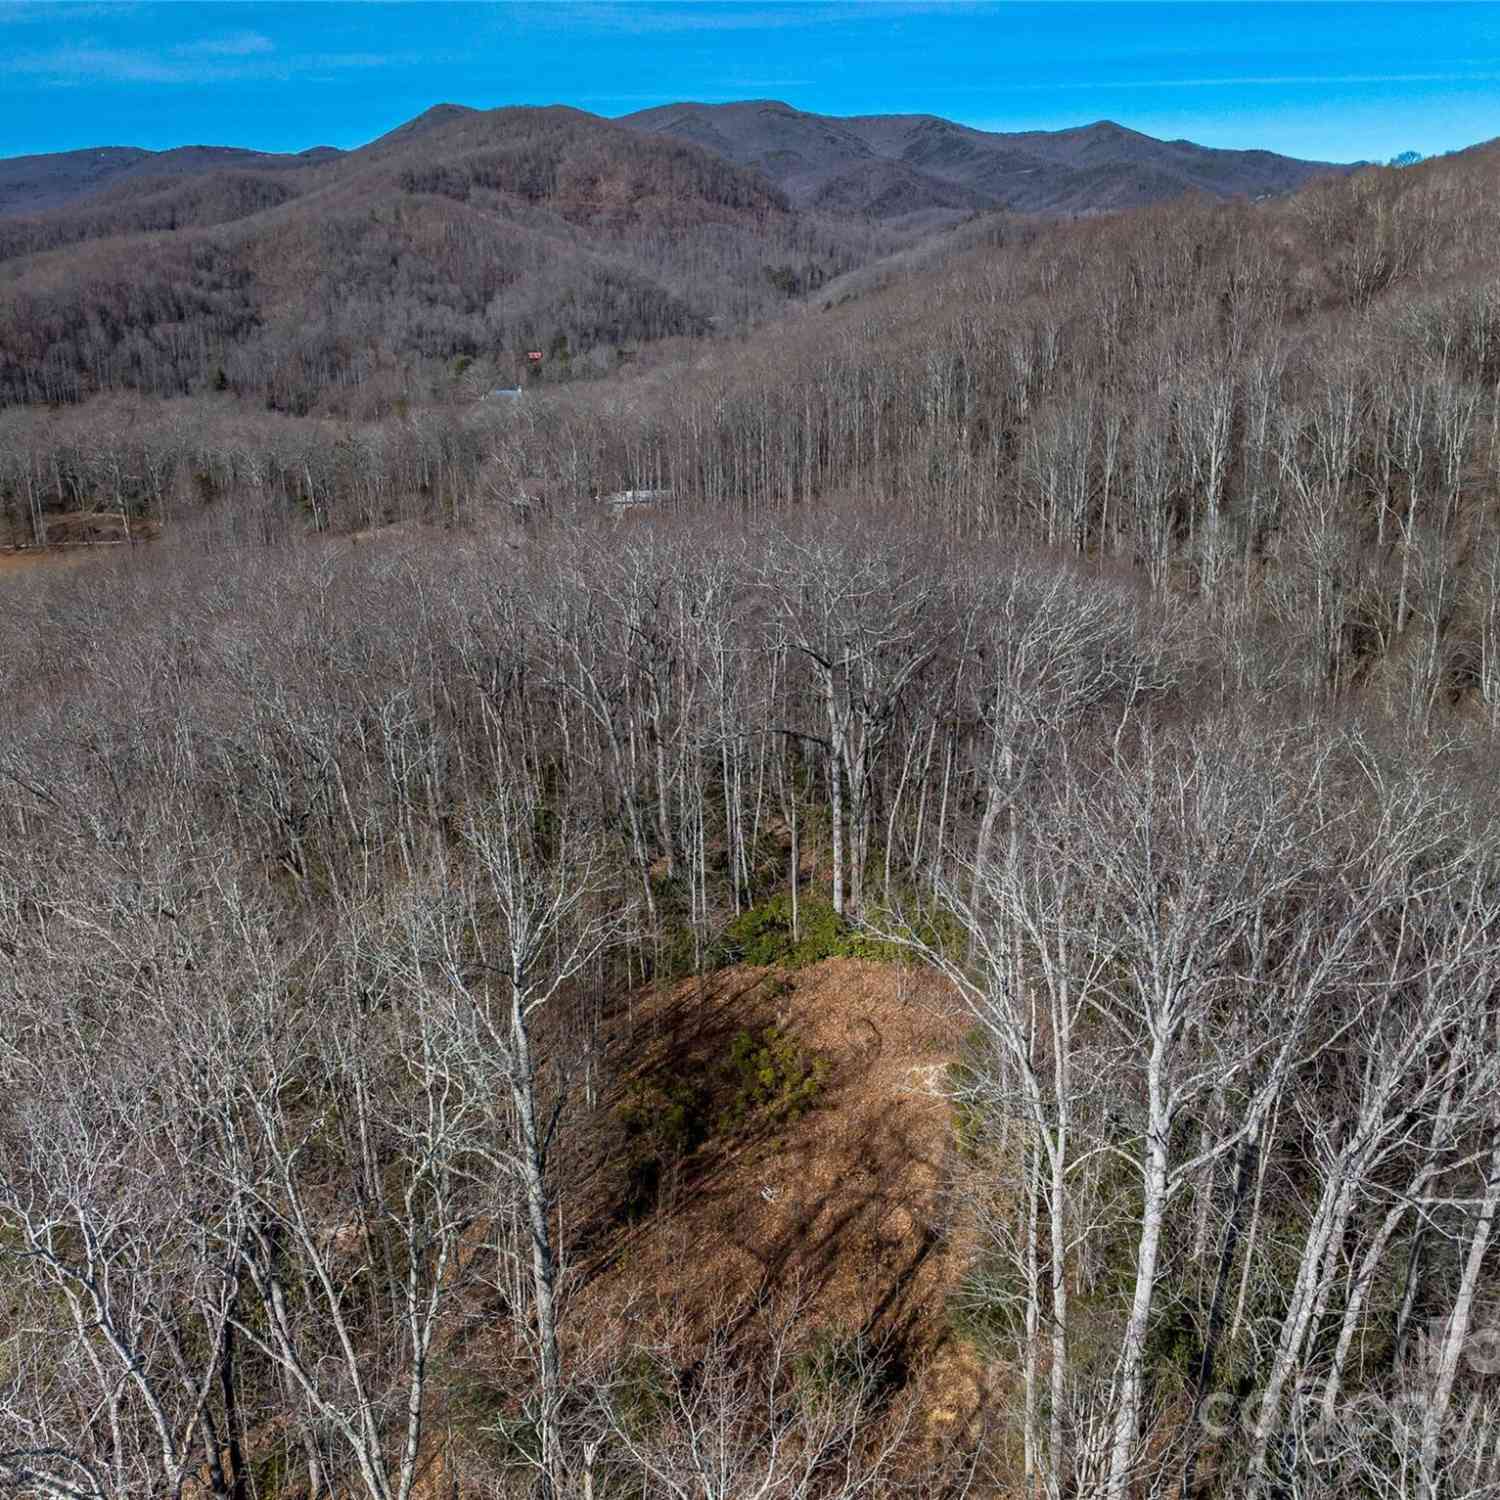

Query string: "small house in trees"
[[602, 488, 671, 513]]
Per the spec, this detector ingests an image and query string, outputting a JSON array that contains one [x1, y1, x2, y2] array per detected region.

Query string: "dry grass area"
[[0, 542, 114, 577], [576, 956, 997, 1446]]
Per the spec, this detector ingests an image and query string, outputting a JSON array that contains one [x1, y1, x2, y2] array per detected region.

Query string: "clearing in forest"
[[576, 956, 994, 1441]]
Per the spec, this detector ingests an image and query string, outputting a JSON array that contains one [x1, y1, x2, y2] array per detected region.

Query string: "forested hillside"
[[0, 106, 895, 412], [2, 125, 1500, 1500], [0, 99, 1352, 416]]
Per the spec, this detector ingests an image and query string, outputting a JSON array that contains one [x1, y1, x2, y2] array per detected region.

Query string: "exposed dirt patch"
[[580, 958, 980, 1414], [0, 543, 118, 578]]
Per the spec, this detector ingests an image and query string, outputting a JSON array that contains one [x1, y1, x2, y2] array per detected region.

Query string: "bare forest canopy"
[[5, 506, 1500, 1500], [4, 121, 1500, 1500], [0, 98, 1361, 414], [0, 104, 908, 413]]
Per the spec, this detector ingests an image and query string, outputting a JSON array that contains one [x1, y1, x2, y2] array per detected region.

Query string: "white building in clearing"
[[602, 488, 671, 513]]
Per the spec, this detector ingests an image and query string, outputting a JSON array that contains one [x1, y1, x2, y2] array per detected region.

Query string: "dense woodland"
[[2, 126, 1500, 1500]]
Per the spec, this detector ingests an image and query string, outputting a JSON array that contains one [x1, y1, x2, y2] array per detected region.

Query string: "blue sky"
[[2, 2, 1498, 163]]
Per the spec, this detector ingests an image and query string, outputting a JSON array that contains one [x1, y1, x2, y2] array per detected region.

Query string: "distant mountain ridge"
[[0, 99, 1352, 226], [0, 142, 339, 217], [619, 100, 1351, 218]]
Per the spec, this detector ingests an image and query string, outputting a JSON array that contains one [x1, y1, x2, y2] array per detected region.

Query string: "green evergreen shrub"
[[716, 889, 965, 972], [791, 1325, 889, 1405], [718, 1025, 830, 1134]]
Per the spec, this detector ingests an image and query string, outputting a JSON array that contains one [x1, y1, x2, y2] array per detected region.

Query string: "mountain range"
[[1, 99, 1350, 225], [620, 100, 1350, 221], [0, 100, 1356, 413]]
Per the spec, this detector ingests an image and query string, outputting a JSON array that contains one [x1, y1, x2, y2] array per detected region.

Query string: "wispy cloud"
[[173, 30, 275, 59], [508, 1, 951, 36], [8, 45, 190, 83], [8, 36, 406, 85], [0, 2, 142, 23]]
